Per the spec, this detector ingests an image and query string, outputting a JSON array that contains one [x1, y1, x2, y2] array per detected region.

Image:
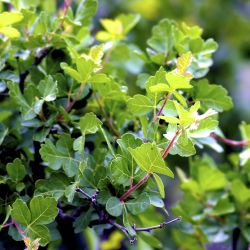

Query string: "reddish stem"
[[63, 0, 71, 16], [2, 222, 14, 228], [210, 133, 248, 147], [162, 129, 181, 158], [120, 173, 151, 202], [153, 94, 171, 123]]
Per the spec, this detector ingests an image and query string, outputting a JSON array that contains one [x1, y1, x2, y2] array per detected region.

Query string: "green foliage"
[[0, 1, 248, 250]]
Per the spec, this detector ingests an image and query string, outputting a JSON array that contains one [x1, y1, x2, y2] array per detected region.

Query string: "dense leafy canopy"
[[0, 1, 249, 250]]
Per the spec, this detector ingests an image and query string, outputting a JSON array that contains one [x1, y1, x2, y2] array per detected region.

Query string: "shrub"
[[0, 1, 249, 249]]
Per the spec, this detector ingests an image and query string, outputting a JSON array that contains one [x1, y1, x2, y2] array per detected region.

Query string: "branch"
[[153, 93, 171, 123], [119, 173, 151, 202], [19, 47, 52, 92], [134, 217, 181, 232], [162, 129, 181, 158], [210, 133, 248, 147], [108, 219, 136, 244]]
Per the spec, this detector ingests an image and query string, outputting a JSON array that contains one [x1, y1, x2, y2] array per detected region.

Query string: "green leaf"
[[60, 62, 82, 83], [79, 112, 102, 135], [8, 81, 36, 120], [117, 133, 143, 164], [40, 134, 80, 177], [153, 174, 165, 198], [76, 57, 95, 82], [198, 165, 227, 192], [158, 115, 179, 124], [210, 197, 235, 216], [0, 27, 20, 38], [176, 52, 193, 75], [75, 0, 98, 26], [73, 208, 93, 233], [37, 75, 58, 102], [65, 183, 77, 203], [109, 157, 130, 186], [127, 94, 154, 116], [149, 83, 171, 93], [128, 143, 174, 177], [123, 206, 136, 237], [166, 72, 192, 90], [6, 158, 26, 182], [29, 196, 58, 225], [117, 14, 140, 34], [191, 79, 233, 112], [126, 193, 150, 215], [147, 19, 175, 63], [231, 179, 250, 205], [0, 12, 23, 27], [11, 199, 31, 226], [89, 73, 110, 84], [106, 197, 123, 217], [35, 174, 69, 200], [27, 224, 50, 246]]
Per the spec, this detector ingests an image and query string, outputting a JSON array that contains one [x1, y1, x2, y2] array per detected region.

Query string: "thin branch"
[[75, 188, 92, 200], [210, 133, 248, 147], [154, 93, 171, 123], [134, 217, 181, 232], [120, 173, 151, 202], [1, 221, 14, 228], [162, 129, 181, 158], [108, 219, 136, 244]]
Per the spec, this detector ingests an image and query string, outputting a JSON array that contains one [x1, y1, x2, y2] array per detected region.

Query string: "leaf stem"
[[99, 126, 116, 158], [95, 92, 120, 137], [210, 133, 248, 147], [134, 217, 181, 232], [119, 173, 151, 202], [153, 93, 171, 123], [162, 129, 181, 158]]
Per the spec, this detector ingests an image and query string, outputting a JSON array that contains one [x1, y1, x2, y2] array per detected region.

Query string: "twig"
[[75, 188, 92, 200], [1, 221, 14, 228], [134, 217, 181, 232], [108, 219, 136, 244], [210, 133, 248, 147], [120, 173, 151, 202], [162, 129, 181, 158], [153, 93, 171, 123]]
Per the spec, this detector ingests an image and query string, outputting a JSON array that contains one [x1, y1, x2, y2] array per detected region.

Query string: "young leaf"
[[153, 173, 165, 198], [127, 94, 154, 116], [128, 143, 174, 177], [79, 112, 102, 135]]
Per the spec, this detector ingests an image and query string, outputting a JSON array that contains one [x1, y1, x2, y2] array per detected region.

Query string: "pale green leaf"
[[127, 94, 154, 116], [0, 12, 23, 26], [79, 112, 102, 135], [153, 174, 165, 198], [128, 143, 174, 177]]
